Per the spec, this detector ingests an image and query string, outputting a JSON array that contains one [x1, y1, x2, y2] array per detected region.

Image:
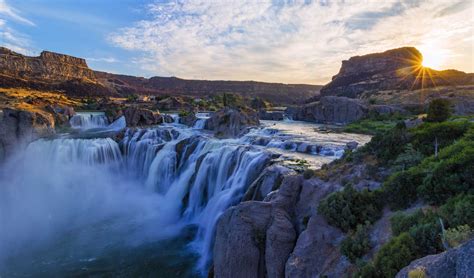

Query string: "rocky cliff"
[[0, 47, 111, 96], [320, 47, 474, 98]]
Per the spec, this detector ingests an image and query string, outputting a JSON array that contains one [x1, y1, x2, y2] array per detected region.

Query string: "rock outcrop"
[[288, 96, 367, 124], [178, 112, 197, 127], [396, 239, 474, 278], [0, 47, 111, 96], [321, 47, 474, 98], [213, 174, 353, 278], [205, 108, 259, 138], [0, 108, 55, 161], [123, 107, 165, 127]]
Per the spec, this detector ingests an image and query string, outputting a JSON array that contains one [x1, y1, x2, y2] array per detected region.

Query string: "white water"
[[70, 112, 109, 130], [0, 118, 369, 276]]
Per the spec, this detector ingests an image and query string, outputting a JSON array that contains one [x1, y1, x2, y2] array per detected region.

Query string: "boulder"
[[396, 239, 474, 278], [123, 107, 162, 127], [289, 96, 367, 124], [205, 108, 259, 138], [0, 108, 55, 161], [243, 165, 295, 201], [259, 110, 285, 121], [178, 112, 197, 127]]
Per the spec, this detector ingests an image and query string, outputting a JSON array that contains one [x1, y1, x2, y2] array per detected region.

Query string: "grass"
[[344, 118, 400, 135]]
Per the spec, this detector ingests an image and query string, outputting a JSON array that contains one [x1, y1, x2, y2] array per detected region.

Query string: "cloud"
[[0, 0, 34, 26], [109, 0, 473, 84], [0, 0, 35, 54], [86, 57, 119, 63]]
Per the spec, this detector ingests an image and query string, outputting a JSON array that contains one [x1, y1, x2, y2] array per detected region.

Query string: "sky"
[[0, 0, 473, 85]]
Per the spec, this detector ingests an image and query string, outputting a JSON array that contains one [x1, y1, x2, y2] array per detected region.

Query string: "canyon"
[[0, 46, 473, 278]]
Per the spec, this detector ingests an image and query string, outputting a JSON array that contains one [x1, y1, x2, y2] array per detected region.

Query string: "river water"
[[0, 116, 370, 277]]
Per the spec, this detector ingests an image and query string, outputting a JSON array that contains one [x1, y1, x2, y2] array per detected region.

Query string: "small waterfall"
[[193, 112, 210, 129], [70, 112, 109, 130]]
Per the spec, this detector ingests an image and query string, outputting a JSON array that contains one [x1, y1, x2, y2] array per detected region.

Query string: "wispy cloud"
[[0, 0, 34, 26], [0, 0, 36, 54], [110, 0, 473, 84], [86, 57, 119, 63]]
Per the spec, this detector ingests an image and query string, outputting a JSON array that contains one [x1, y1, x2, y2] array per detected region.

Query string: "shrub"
[[408, 222, 443, 257], [418, 139, 474, 205], [411, 120, 470, 156], [439, 194, 474, 228], [445, 225, 473, 247], [318, 186, 383, 232], [366, 124, 409, 163], [392, 144, 423, 171], [354, 262, 378, 278], [373, 233, 416, 278], [341, 224, 372, 262], [390, 209, 425, 236], [426, 98, 452, 122], [383, 169, 424, 209]]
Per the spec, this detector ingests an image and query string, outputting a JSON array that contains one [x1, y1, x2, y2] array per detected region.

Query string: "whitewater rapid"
[[0, 117, 370, 276]]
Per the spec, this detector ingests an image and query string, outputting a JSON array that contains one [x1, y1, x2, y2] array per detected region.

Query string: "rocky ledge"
[[396, 239, 474, 278], [205, 108, 260, 138]]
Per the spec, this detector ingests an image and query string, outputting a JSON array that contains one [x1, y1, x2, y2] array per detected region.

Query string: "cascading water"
[[0, 117, 369, 276], [70, 112, 109, 130]]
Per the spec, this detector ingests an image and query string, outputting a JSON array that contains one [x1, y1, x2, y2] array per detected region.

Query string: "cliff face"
[[0, 48, 114, 96], [0, 47, 95, 81], [321, 47, 474, 98]]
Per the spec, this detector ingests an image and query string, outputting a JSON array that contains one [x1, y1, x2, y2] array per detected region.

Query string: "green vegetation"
[[321, 114, 474, 276], [340, 223, 372, 263], [318, 186, 383, 232], [426, 98, 452, 122], [445, 225, 473, 247], [344, 113, 408, 135]]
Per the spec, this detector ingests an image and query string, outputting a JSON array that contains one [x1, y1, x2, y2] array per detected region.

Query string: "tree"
[[426, 99, 452, 122]]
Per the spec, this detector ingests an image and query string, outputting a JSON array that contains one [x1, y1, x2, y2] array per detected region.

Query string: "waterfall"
[[70, 112, 109, 129], [0, 119, 369, 276]]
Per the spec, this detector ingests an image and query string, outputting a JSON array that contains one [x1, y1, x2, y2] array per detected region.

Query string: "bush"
[[366, 124, 409, 163], [392, 144, 423, 171], [373, 233, 416, 278], [426, 98, 452, 122], [390, 209, 425, 236], [445, 225, 473, 247], [411, 120, 470, 156], [439, 194, 474, 228], [383, 169, 424, 209], [408, 222, 443, 257], [341, 224, 372, 263], [418, 139, 474, 205], [318, 186, 383, 232]]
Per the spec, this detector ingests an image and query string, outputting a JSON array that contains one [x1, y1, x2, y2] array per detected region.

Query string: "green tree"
[[426, 98, 452, 122]]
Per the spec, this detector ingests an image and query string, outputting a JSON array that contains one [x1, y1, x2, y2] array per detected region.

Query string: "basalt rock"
[[0, 108, 55, 161], [288, 96, 367, 124], [0, 47, 112, 96], [396, 239, 474, 278], [205, 108, 260, 138], [123, 107, 163, 127], [320, 47, 474, 98], [179, 112, 197, 127]]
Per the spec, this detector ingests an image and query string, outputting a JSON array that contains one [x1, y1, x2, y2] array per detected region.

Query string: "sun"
[[419, 45, 446, 69]]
